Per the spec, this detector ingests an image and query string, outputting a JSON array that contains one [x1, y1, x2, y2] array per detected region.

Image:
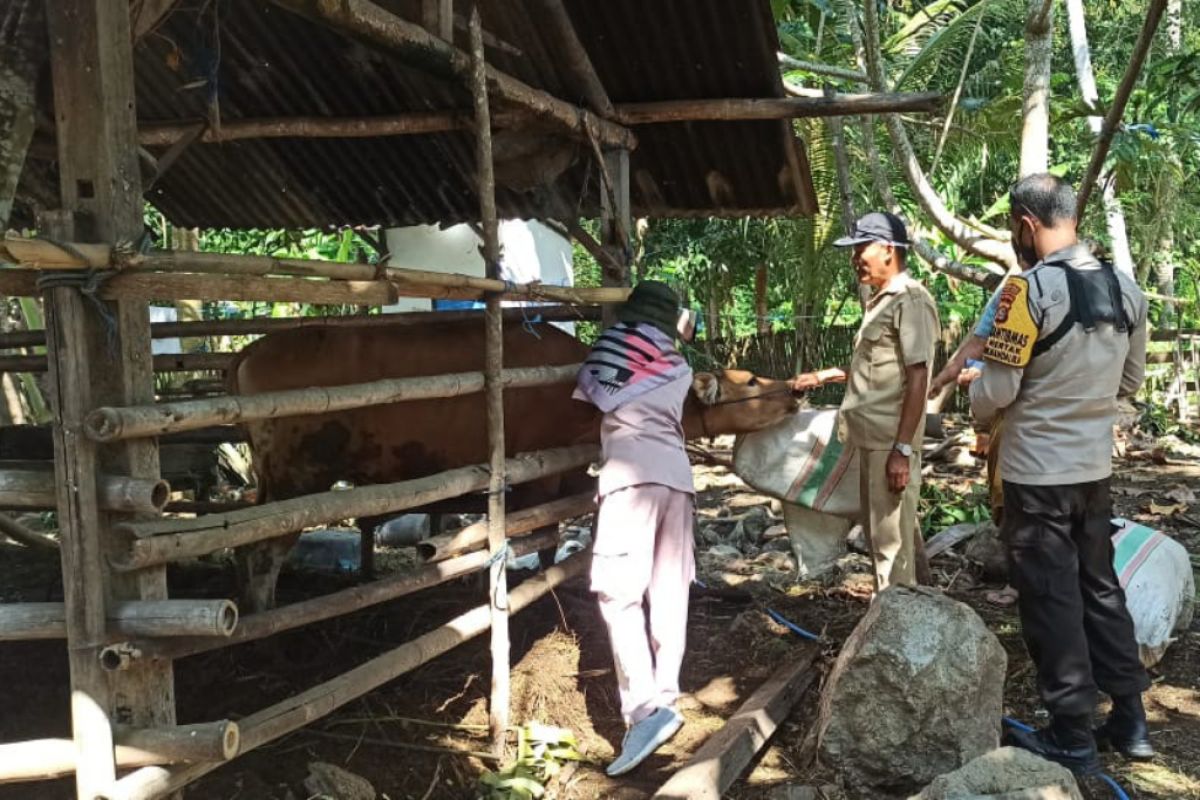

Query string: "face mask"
[[1012, 220, 1039, 269]]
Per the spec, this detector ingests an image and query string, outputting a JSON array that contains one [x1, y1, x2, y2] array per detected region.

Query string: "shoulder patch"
[[983, 275, 1038, 367]]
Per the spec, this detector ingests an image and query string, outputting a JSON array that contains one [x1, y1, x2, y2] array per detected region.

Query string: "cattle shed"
[[0, 2, 941, 797]]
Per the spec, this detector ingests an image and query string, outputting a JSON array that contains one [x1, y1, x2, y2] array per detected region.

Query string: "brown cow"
[[230, 319, 800, 611]]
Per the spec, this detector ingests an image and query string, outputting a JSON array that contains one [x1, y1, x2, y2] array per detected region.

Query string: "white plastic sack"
[[1111, 518, 1196, 667], [733, 407, 858, 517]]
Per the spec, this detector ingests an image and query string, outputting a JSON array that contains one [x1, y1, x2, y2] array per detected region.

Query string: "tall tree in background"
[[1066, 0, 1137, 276], [1020, 0, 1054, 177]]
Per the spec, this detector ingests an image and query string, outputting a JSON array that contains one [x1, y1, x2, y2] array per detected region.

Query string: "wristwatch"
[[892, 442, 914, 458]]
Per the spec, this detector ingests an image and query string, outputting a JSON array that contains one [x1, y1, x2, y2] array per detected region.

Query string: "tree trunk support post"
[[600, 147, 632, 327], [467, 3, 511, 759], [44, 2, 175, 798]]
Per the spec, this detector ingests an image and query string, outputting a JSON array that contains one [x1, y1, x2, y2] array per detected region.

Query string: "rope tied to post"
[[483, 539, 512, 611]]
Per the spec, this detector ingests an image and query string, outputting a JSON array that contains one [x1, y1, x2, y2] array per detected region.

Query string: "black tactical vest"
[[1031, 258, 1130, 358]]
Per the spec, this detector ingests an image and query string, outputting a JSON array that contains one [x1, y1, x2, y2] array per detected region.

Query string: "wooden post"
[[469, 2, 510, 758], [96, 551, 592, 800], [44, 4, 174, 798], [652, 647, 819, 799], [600, 147, 632, 327]]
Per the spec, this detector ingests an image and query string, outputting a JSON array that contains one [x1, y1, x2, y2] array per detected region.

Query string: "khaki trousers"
[[858, 448, 921, 591]]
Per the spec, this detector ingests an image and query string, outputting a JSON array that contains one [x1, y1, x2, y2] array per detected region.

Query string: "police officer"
[[969, 173, 1152, 775], [794, 212, 940, 591]]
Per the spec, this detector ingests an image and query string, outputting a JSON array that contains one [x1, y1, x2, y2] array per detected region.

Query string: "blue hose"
[[1002, 716, 1035, 733], [692, 579, 822, 641], [765, 607, 822, 641], [1001, 718, 1131, 800], [1098, 773, 1132, 800]]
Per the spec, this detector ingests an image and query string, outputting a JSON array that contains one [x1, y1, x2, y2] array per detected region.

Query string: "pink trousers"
[[590, 484, 695, 725]]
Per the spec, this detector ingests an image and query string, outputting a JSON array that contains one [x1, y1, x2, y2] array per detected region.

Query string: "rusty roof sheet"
[[24, 0, 817, 229]]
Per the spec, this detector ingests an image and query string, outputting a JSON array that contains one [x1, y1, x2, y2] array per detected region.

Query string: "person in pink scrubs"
[[574, 281, 697, 777]]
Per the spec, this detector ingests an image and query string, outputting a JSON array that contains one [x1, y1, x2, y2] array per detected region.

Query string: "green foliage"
[[920, 480, 992, 536], [477, 723, 582, 800]]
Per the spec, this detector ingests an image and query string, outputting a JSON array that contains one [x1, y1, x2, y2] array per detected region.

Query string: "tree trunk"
[[1020, 0, 1054, 177], [1156, 0, 1183, 321], [1167, 0, 1182, 50], [754, 264, 770, 335], [0, 0, 42, 229], [857, 0, 1018, 272], [1066, 0, 1137, 277]]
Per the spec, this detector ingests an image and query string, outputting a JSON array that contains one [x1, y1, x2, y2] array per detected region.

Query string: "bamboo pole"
[[264, 0, 635, 150], [108, 528, 561, 666], [0, 599, 237, 642], [0, 468, 169, 514], [0, 722, 238, 785], [1075, 0, 1168, 216], [0, 351, 233, 375], [0, 305, 602, 351], [111, 444, 597, 570], [1, 259, 628, 306], [85, 363, 580, 442], [418, 492, 594, 562], [0, 512, 58, 550], [0, 268, 397, 305], [613, 92, 943, 125], [69, 90, 951, 151], [96, 549, 591, 800], [469, 2, 511, 759]]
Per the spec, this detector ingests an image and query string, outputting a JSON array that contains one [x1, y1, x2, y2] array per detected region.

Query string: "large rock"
[[303, 762, 375, 800], [817, 587, 1007, 796], [911, 747, 1084, 800]]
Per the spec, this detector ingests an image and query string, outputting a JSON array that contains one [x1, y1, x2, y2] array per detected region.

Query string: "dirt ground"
[[1, 423, 1197, 800]]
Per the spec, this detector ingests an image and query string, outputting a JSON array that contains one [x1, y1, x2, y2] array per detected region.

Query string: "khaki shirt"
[[839, 271, 940, 450]]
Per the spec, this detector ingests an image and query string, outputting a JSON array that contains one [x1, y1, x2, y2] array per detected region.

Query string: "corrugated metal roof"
[[23, 0, 817, 229]]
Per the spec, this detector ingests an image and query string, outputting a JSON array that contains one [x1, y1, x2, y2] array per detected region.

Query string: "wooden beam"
[[653, 647, 819, 800], [0, 721, 237, 785], [84, 363, 580, 442], [0, 268, 397, 304], [531, 0, 614, 117], [613, 92, 944, 125], [1075, 0, 1168, 216], [0, 511, 59, 550], [0, 351, 231, 375], [0, 466, 169, 513], [266, 0, 636, 150], [0, 305, 603, 350], [45, 4, 174, 796], [0, 599, 237, 642], [418, 492, 595, 562], [115, 528, 560, 666], [125, 91, 939, 148], [97, 550, 592, 800], [110, 445, 597, 570]]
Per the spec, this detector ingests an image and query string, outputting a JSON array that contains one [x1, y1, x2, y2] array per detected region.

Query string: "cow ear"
[[692, 372, 719, 405]]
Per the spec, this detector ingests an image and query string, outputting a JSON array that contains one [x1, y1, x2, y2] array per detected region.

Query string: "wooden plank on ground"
[[652, 646, 819, 800]]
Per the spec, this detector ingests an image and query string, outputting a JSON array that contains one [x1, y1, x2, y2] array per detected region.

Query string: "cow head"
[[684, 369, 800, 438]]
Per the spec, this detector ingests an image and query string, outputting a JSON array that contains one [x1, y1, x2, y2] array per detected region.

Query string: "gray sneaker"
[[605, 706, 684, 777]]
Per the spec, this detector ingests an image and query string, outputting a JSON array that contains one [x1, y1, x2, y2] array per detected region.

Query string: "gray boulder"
[[911, 747, 1083, 800], [817, 587, 1007, 796], [303, 762, 375, 800], [964, 522, 1007, 581]]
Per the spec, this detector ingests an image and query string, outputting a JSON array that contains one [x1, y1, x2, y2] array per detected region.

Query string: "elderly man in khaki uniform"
[[794, 212, 940, 590]]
